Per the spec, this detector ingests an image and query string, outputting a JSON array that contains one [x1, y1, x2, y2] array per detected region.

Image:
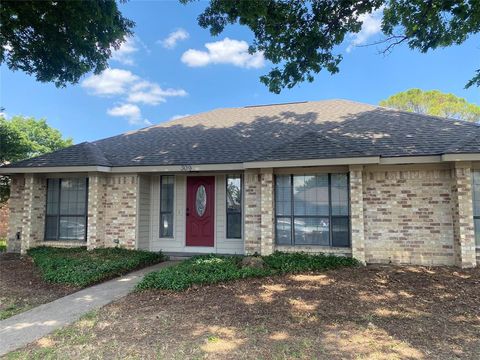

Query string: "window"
[[275, 173, 350, 247], [45, 178, 88, 241], [226, 175, 242, 238], [473, 171, 480, 246], [160, 176, 174, 238]]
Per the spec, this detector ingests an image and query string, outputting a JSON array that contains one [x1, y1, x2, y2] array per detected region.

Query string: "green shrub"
[[137, 252, 358, 291], [0, 237, 6, 252], [28, 246, 165, 287], [263, 251, 359, 274], [138, 255, 271, 291]]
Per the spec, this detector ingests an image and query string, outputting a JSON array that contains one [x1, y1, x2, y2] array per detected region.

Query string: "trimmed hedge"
[[137, 252, 359, 291], [28, 246, 165, 287]]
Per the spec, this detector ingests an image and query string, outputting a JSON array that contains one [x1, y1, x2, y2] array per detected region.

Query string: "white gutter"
[[0, 153, 478, 174]]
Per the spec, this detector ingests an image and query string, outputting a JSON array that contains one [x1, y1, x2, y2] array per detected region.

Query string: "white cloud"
[[81, 68, 138, 96], [347, 8, 384, 52], [169, 114, 190, 121], [107, 104, 151, 125], [160, 29, 189, 49], [181, 38, 265, 69], [83, 68, 187, 126], [111, 37, 139, 65], [128, 81, 187, 105]]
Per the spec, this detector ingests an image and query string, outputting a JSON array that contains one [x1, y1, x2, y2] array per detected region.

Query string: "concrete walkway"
[[0, 261, 175, 356]]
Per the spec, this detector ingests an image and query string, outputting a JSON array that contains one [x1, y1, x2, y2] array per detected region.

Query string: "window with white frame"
[[275, 173, 350, 247], [45, 178, 88, 241], [226, 175, 242, 238], [160, 175, 174, 238], [473, 170, 480, 246]]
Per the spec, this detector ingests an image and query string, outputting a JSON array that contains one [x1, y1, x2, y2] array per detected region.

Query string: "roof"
[[4, 99, 480, 169]]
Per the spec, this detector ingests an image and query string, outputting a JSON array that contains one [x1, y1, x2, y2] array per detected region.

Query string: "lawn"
[[0, 247, 165, 320], [6, 265, 480, 359]]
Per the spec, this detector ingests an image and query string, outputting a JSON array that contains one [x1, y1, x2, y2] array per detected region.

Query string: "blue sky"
[[1, 1, 479, 144]]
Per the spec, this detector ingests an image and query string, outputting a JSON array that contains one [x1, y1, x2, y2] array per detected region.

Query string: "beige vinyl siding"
[[149, 174, 244, 254], [137, 175, 151, 250]]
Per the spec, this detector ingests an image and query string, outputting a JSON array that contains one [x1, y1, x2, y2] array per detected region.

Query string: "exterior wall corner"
[[244, 169, 261, 254], [260, 168, 274, 255], [349, 165, 366, 264], [452, 163, 476, 268]]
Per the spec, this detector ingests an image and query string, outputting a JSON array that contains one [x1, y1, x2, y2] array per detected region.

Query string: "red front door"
[[186, 176, 215, 247]]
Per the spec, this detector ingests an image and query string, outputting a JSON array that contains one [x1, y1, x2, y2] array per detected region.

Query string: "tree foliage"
[[0, 0, 134, 87], [182, 0, 480, 93], [0, 115, 73, 202], [379, 89, 480, 122]]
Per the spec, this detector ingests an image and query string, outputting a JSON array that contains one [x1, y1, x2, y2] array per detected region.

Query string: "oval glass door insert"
[[196, 185, 207, 216]]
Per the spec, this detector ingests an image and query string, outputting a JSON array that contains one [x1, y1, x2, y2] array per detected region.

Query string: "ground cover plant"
[[137, 252, 359, 291], [0, 238, 6, 252], [28, 246, 165, 287]]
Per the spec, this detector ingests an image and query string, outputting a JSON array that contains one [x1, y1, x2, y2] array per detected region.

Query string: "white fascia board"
[[379, 155, 443, 164], [243, 156, 380, 169], [110, 163, 245, 173], [441, 153, 480, 162]]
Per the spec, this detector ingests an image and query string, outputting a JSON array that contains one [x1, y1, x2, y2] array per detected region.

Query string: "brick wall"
[[363, 167, 456, 266], [451, 164, 476, 268], [244, 169, 261, 254], [7, 175, 24, 252], [103, 175, 138, 249], [260, 169, 274, 255], [0, 202, 8, 239]]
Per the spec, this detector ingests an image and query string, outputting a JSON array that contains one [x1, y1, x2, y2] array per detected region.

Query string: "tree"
[[181, 0, 480, 93], [0, 115, 73, 202], [0, 0, 134, 87], [379, 89, 480, 122]]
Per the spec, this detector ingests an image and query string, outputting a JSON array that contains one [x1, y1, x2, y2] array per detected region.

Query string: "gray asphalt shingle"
[[5, 99, 480, 168]]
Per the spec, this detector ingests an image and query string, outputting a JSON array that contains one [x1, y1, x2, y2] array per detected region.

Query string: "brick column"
[[452, 162, 476, 268], [349, 165, 366, 264], [7, 175, 25, 253], [260, 168, 274, 255], [87, 174, 107, 249], [21, 174, 46, 254], [244, 169, 261, 254]]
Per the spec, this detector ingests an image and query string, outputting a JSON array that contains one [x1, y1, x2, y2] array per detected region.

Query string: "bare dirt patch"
[[0, 253, 78, 320], [7, 265, 480, 359]]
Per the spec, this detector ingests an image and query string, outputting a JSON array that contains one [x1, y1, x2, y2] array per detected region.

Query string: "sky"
[[1, 1, 479, 144]]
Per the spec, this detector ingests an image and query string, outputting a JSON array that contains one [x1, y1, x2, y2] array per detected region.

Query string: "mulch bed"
[[0, 253, 79, 319], [10, 264, 480, 359]]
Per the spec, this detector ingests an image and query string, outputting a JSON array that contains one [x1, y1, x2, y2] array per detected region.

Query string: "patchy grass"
[[8, 265, 480, 359], [0, 301, 34, 321], [6, 311, 100, 360], [137, 252, 359, 291], [0, 237, 6, 252], [28, 246, 165, 287]]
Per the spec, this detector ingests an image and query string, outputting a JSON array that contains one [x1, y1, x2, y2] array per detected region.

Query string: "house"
[[1, 99, 479, 267]]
